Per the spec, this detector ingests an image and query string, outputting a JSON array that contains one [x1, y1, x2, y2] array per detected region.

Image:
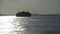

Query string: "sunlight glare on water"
[[0, 16, 26, 34], [0, 16, 16, 28]]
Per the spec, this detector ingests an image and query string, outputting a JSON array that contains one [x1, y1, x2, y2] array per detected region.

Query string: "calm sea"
[[0, 15, 60, 34]]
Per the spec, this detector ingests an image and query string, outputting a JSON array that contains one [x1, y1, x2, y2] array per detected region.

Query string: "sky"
[[0, 0, 60, 14]]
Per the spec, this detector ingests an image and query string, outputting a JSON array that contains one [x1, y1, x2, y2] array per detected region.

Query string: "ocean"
[[0, 15, 60, 34]]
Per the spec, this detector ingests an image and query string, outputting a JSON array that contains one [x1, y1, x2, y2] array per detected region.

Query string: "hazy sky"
[[0, 0, 60, 14]]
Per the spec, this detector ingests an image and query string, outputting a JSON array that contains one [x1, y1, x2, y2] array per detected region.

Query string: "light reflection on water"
[[0, 16, 27, 34], [0, 16, 60, 34]]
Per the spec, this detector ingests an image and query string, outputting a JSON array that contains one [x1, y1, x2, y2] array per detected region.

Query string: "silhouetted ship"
[[16, 11, 31, 17]]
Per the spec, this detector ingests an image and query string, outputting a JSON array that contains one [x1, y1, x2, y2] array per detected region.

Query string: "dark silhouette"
[[16, 11, 31, 17]]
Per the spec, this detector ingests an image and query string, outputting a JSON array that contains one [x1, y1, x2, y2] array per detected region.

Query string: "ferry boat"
[[16, 11, 31, 17]]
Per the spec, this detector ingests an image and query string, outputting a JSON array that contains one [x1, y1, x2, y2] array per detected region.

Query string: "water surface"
[[0, 15, 60, 34]]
